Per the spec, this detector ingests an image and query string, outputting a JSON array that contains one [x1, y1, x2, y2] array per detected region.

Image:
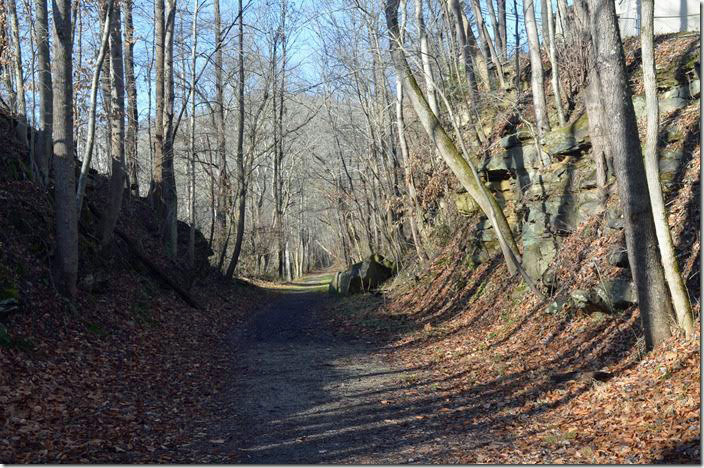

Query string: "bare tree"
[[545, 0, 565, 126], [187, 0, 199, 267], [100, 0, 127, 247], [225, 0, 247, 279], [413, 0, 439, 116], [523, 0, 550, 136], [572, 0, 609, 205], [51, 0, 77, 298], [497, 0, 507, 58], [213, 0, 229, 266], [586, 0, 674, 349], [124, 0, 139, 196], [76, 0, 114, 213], [162, 0, 178, 258], [33, 0, 52, 186], [387, 0, 532, 283], [7, 0, 27, 147], [640, 0, 693, 336]]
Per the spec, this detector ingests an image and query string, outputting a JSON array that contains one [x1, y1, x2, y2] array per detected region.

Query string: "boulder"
[[594, 278, 637, 310], [328, 255, 395, 296], [607, 246, 629, 268]]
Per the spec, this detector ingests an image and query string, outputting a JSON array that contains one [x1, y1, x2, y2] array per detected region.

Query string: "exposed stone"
[[661, 84, 690, 100], [607, 246, 629, 268], [454, 192, 480, 216], [500, 134, 518, 148], [542, 113, 590, 156], [660, 96, 689, 114], [328, 255, 395, 296], [689, 78, 700, 98], [594, 278, 637, 310]]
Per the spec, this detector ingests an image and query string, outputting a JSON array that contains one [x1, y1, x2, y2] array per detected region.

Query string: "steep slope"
[[0, 111, 260, 462], [324, 32, 700, 463]]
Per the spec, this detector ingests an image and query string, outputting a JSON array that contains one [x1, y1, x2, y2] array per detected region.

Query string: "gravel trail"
[[209, 279, 475, 464]]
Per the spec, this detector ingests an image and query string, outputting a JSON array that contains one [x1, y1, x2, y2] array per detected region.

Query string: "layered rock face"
[[454, 71, 700, 285]]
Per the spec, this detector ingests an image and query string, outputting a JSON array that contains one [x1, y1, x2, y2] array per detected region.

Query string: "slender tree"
[[124, 0, 139, 196], [586, 0, 674, 349], [523, 0, 550, 136], [76, 0, 114, 213], [225, 0, 247, 279], [213, 0, 229, 265], [545, 0, 565, 126], [100, 0, 126, 247], [640, 0, 694, 336], [387, 0, 531, 282], [34, 0, 52, 186]]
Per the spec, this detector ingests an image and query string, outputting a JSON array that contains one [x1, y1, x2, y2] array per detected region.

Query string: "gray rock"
[[689, 78, 700, 98], [569, 289, 609, 313], [454, 192, 480, 216], [328, 255, 395, 296], [594, 278, 637, 310], [500, 134, 518, 148], [542, 113, 590, 156], [545, 298, 569, 315], [660, 96, 689, 114], [606, 208, 624, 230], [607, 246, 629, 268], [661, 84, 690, 100]]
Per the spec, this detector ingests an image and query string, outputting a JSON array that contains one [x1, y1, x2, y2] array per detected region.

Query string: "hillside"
[[322, 32, 701, 463], [0, 116, 260, 462]]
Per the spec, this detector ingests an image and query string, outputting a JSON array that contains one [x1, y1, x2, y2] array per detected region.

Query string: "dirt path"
[[205, 276, 480, 463]]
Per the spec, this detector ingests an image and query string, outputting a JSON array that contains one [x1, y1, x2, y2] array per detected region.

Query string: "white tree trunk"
[[640, 0, 694, 336], [523, 0, 550, 136]]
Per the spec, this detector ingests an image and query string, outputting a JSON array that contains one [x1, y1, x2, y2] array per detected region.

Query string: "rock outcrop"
[[329, 254, 396, 295], [455, 65, 699, 287]]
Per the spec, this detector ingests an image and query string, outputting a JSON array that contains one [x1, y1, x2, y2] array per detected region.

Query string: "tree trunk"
[[187, 0, 199, 268], [513, 0, 519, 92], [7, 0, 25, 124], [586, 0, 674, 349], [485, 0, 503, 57], [225, 0, 247, 280], [469, 0, 505, 89], [497, 0, 507, 59], [545, 0, 566, 126], [413, 0, 439, 117], [447, 0, 479, 122], [76, 0, 114, 213], [100, 1, 126, 248], [51, 0, 77, 298], [396, 0, 426, 262], [540, 0, 549, 49], [151, 0, 165, 209], [162, 0, 178, 258], [523, 0, 550, 137], [640, 0, 693, 336], [573, 0, 609, 206], [556, 0, 571, 38], [124, 0, 139, 197], [34, 0, 52, 186], [213, 0, 228, 261], [386, 0, 526, 279]]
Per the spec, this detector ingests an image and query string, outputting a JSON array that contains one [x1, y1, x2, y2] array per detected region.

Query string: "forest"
[[0, 0, 700, 463]]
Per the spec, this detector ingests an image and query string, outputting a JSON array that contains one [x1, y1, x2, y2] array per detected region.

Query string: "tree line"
[[1, 0, 694, 349]]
